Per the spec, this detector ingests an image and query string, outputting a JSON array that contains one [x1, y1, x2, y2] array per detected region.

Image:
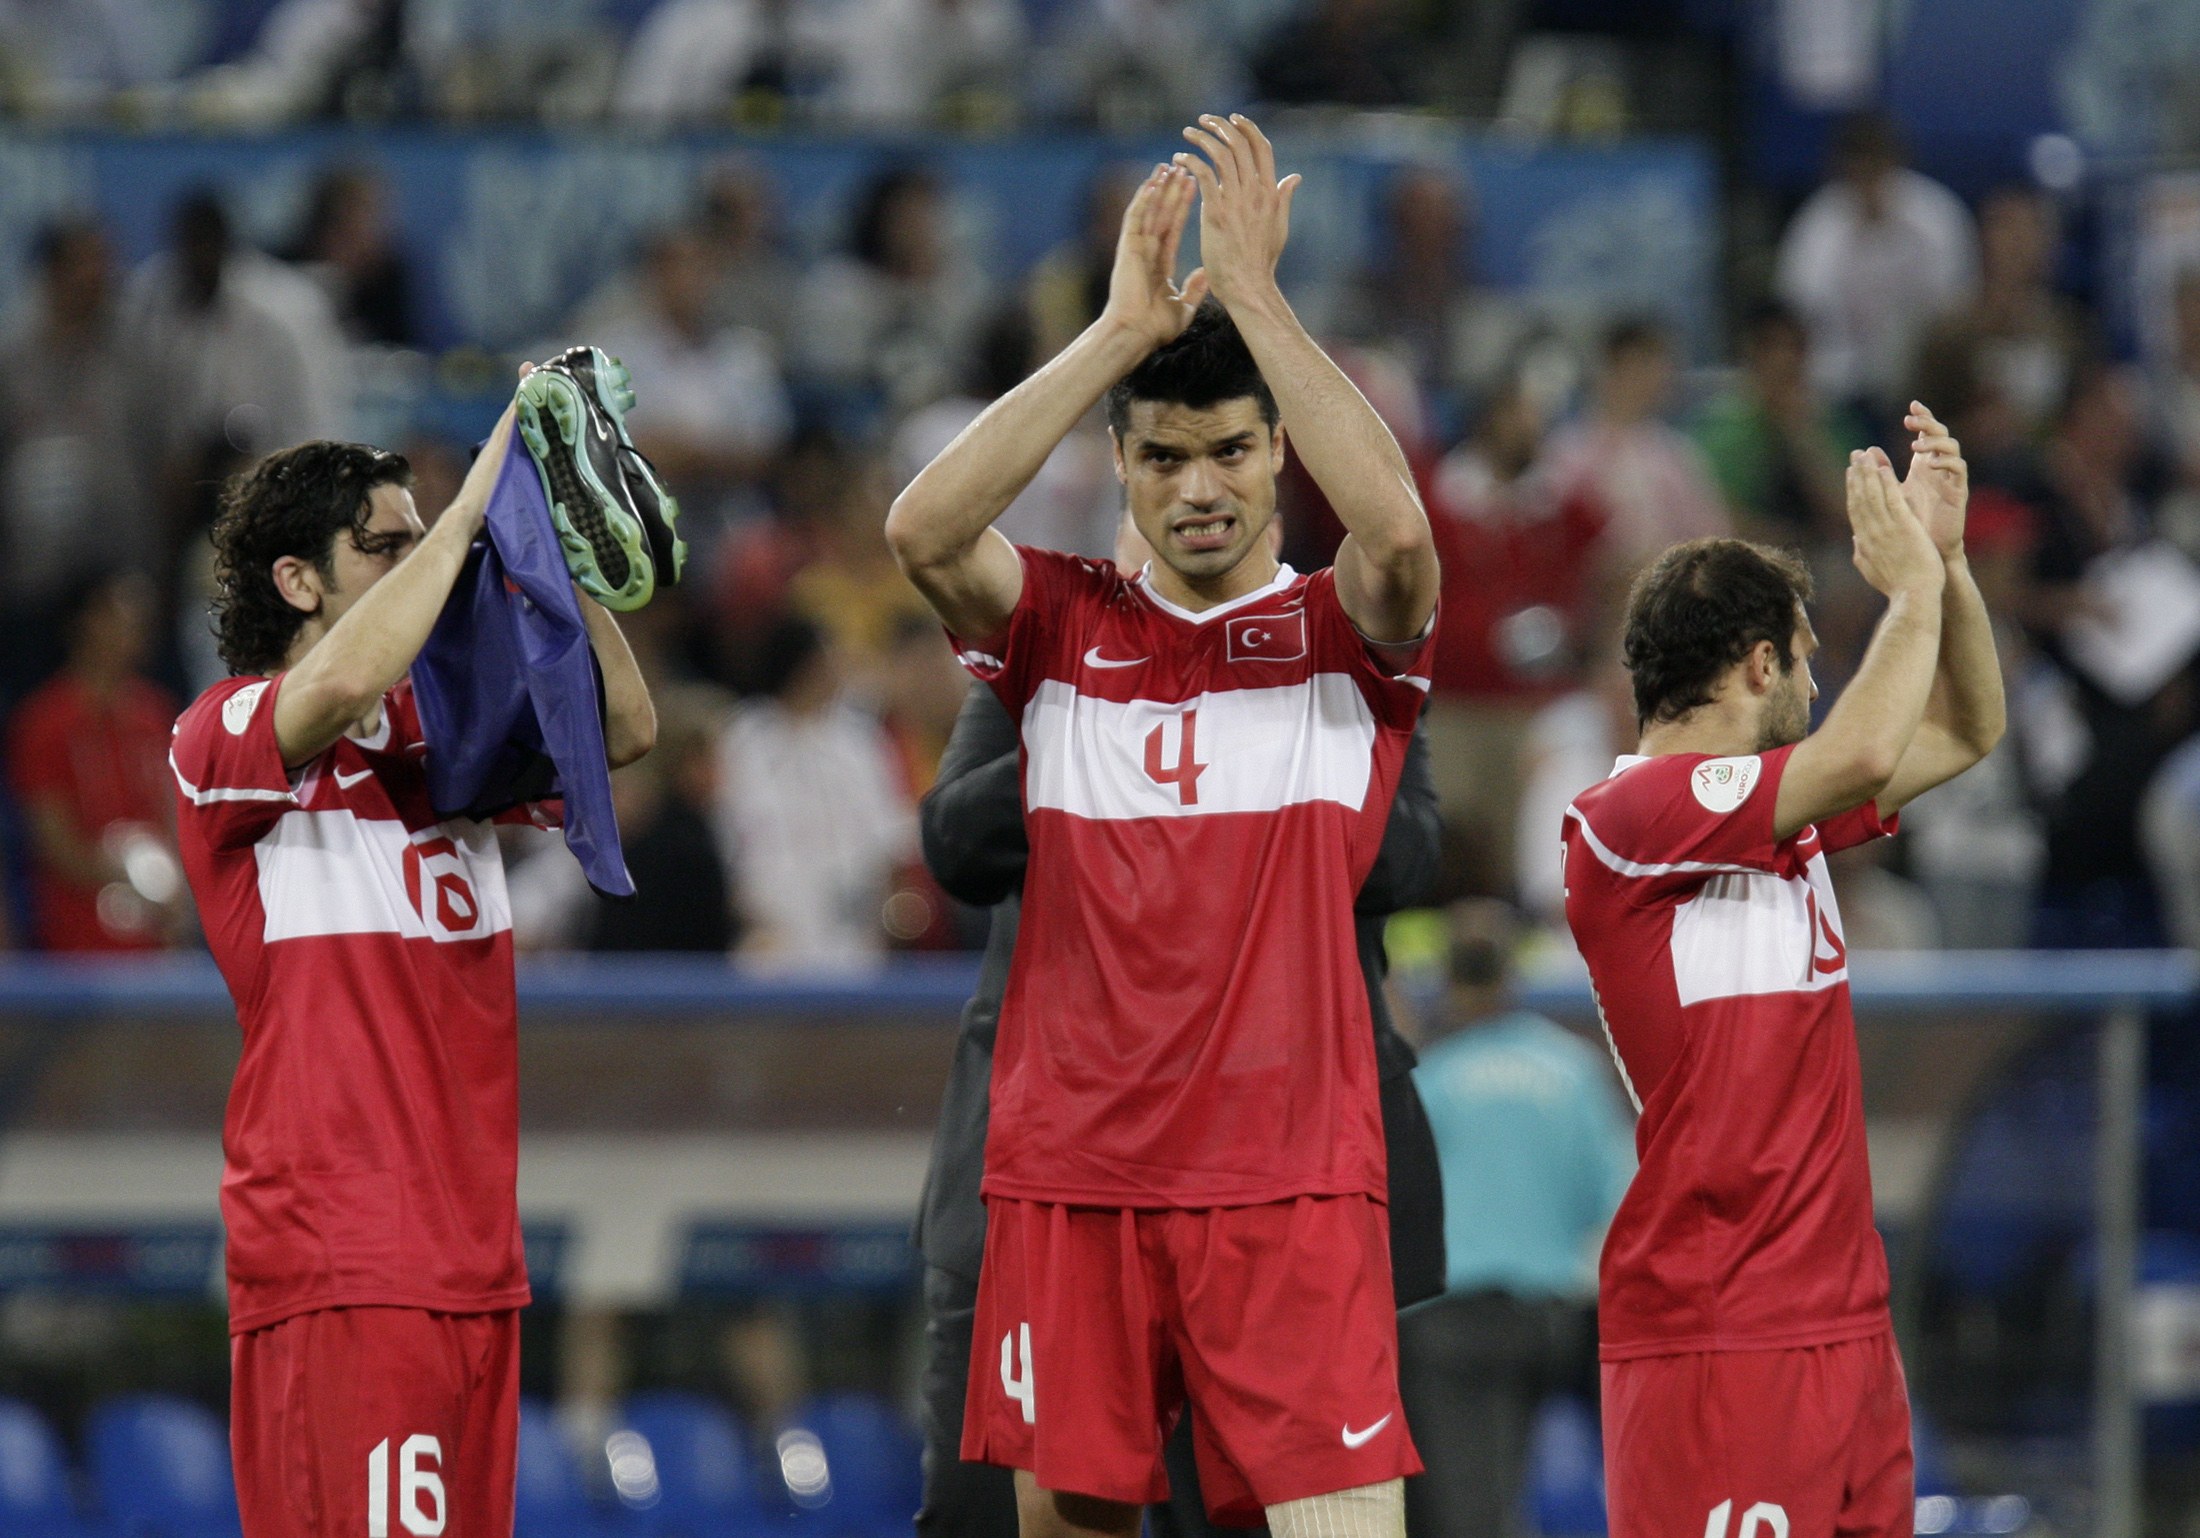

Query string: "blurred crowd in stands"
[[6, 9, 2200, 966], [0, 0, 1526, 131]]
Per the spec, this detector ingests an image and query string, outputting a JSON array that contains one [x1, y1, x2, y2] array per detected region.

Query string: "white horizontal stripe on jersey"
[[1022, 674, 1377, 821], [169, 752, 298, 807], [1564, 806, 1766, 881], [254, 809, 512, 944], [1670, 864, 1848, 1006]]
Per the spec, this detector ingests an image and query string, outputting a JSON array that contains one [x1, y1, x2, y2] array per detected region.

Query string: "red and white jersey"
[[1562, 745, 1894, 1359], [957, 547, 1432, 1207], [171, 674, 554, 1334]]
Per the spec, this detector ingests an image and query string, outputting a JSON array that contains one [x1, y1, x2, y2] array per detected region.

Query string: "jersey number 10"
[[367, 1434, 446, 1536]]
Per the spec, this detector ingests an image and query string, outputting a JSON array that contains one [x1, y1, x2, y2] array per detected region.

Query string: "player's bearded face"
[[1114, 399, 1283, 583], [1757, 621, 1818, 751]]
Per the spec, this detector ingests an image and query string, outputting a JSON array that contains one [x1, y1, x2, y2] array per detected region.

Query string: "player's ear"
[[270, 555, 324, 616], [1746, 639, 1778, 694], [1268, 423, 1288, 476], [1109, 427, 1128, 485]]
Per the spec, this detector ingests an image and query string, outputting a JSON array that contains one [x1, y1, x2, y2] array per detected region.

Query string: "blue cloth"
[[412, 437, 632, 897], [1411, 1009, 1635, 1300]]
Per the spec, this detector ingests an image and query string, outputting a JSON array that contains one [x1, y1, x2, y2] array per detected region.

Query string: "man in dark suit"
[[913, 680, 1447, 1538]]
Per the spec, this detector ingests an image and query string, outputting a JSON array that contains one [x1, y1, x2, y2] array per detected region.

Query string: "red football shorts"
[[1604, 1330, 1913, 1538], [964, 1194, 1421, 1525], [231, 1306, 519, 1538]]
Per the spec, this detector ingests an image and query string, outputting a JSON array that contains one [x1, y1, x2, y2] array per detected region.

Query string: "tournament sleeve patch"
[[222, 679, 271, 736], [1689, 754, 1761, 814]]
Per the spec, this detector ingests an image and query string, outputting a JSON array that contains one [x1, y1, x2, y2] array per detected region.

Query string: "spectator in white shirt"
[[716, 616, 917, 969], [814, 0, 1026, 127], [588, 225, 793, 526], [1542, 316, 1731, 573], [1775, 111, 1978, 412]]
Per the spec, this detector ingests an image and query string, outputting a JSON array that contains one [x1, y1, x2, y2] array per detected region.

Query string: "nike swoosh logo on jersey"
[[1341, 1413, 1392, 1448], [1082, 647, 1148, 669], [335, 768, 374, 790]]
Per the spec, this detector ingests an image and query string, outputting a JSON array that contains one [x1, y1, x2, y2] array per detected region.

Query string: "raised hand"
[[1847, 445, 1944, 601], [1174, 113, 1300, 311], [1900, 400, 1969, 558], [1102, 163, 1208, 351]]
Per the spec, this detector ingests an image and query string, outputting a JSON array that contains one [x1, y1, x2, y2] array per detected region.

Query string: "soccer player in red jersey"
[[887, 115, 1439, 1538], [1562, 406, 2002, 1538], [169, 398, 654, 1538]]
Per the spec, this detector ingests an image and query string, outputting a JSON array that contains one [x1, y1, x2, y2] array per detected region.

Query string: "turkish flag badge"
[[1226, 611, 1308, 664]]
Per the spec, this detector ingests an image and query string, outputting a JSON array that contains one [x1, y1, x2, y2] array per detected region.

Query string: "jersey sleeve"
[[1816, 798, 1899, 855], [947, 545, 1111, 709], [1571, 744, 1800, 882], [169, 676, 302, 851], [1303, 567, 1435, 731]]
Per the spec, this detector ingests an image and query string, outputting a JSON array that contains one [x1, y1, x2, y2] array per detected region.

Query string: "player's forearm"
[[578, 594, 656, 768], [1817, 587, 1945, 789], [1925, 553, 2005, 760], [287, 497, 484, 715], [1225, 285, 1437, 632], [886, 316, 1152, 571]]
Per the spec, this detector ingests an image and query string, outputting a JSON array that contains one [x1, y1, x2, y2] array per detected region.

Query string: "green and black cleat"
[[544, 345, 687, 588], [515, 346, 685, 612]]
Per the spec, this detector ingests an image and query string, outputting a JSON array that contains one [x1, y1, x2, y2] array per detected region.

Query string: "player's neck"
[[1144, 548, 1282, 614], [1637, 708, 1758, 761]]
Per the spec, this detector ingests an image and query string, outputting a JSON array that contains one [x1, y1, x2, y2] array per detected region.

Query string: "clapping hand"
[[1900, 400, 1969, 559], [1102, 163, 1208, 351], [1174, 113, 1299, 312]]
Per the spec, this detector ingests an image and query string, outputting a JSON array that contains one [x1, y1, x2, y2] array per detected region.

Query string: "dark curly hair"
[[1105, 299, 1279, 434], [209, 440, 412, 675], [1622, 538, 1814, 729]]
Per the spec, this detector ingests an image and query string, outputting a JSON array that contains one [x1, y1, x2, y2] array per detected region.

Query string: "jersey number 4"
[[367, 1434, 445, 1536], [1144, 711, 1207, 806]]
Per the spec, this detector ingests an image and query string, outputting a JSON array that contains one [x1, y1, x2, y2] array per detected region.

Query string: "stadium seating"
[[772, 1392, 922, 1536], [0, 1396, 101, 1536], [1524, 1395, 1607, 1538], [85, 1396, 240, 1538], [516, 1397, 614, 1538], [611, 1390, 769, 1537]]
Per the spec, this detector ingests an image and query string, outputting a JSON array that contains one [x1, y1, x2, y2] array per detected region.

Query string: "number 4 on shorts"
[[367, 1435, 447, 1537], [1705, 1500, 1788, 1538], [1000, 1323, 1036, 1424]]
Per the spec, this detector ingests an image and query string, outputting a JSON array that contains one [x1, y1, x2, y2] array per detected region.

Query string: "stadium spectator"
[[6, 569, 183, 952], [697, 158, 801, 349], [185, 0, 405, 124], [1692, 299, 1870, 543], [783, 442, 942, 687], [0, 0, 173, 117], [282, 162, 420, 346], [792, 164, 987, 416], [2152, 268, 2200, 506], [1401, 898, 1631, 1538], [2014, 363, 2195, 946], [813, 0, 1027, 127], [1250, 0, 1424, 107], [589, 224, 792, 528], [892, 304, 1119, 559], [0, 215, 146, 683], [612, 0, 829, 126], [1543, 316, 1730, 573], [1026, 164, 1140, 359], [1917, 185, 2090, 442], [1325, 164, 1533, 437], [1422, 373, 1608, 898], [1030, 0, 1248, 130], [122, 190, 348, 548], [1775, 111, 1978, 414], [714, 616, 916, 966]]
